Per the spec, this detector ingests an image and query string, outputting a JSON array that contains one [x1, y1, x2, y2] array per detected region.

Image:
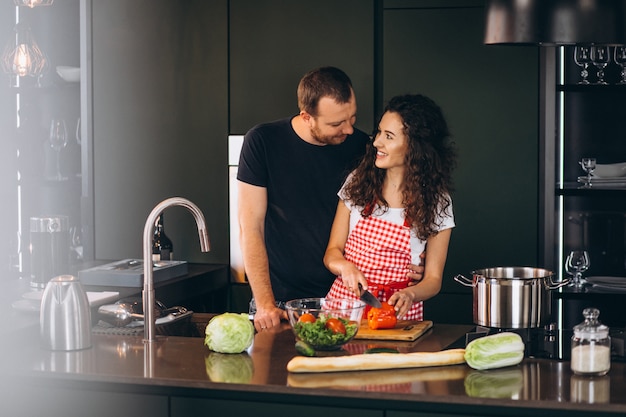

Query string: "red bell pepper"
[[367, 302, 397, 330]]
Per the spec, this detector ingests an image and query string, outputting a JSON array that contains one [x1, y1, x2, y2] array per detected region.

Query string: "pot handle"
[[545, 276, 571, 290], [454, 274, 475, 287]]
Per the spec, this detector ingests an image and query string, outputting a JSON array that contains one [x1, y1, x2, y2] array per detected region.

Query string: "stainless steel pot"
[[454, 267, 569, 329]]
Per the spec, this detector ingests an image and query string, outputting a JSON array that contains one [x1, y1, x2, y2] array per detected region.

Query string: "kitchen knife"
[[358, 283, 382, 308]]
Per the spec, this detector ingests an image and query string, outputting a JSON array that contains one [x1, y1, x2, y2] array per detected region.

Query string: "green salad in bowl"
[[285, 298, 365, 351]]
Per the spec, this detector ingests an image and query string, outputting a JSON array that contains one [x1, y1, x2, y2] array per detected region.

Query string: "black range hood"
[[484, 0, 626, 45]]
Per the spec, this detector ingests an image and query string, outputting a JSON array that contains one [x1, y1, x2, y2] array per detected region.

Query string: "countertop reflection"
[[3, 317, 626, 415]]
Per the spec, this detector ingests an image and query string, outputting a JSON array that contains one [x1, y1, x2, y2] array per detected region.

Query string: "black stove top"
[[446, 325, 625, 362]]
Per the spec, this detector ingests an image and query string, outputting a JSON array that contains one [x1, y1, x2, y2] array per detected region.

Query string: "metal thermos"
[[30, 216, 70, 289], [40, 275, 92, 351]]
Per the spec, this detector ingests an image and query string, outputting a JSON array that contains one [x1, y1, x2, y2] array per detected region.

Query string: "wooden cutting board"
[[354, 320, 433, 341]]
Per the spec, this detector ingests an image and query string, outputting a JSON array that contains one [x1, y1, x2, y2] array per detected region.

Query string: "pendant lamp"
[[1, 23, 48, 78], [13, 0, 54, 7]]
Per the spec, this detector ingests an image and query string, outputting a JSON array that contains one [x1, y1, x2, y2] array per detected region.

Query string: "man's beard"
[[310, 125, 348, 146]]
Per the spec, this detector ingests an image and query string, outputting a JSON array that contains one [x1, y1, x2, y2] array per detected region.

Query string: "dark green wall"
[[91, 0, 229, 263], [227, 0, 376, 312], [227, 0, 539, 322], [86, 0, 539, 322], [381, 1, 539, 322], [229, 0, 376, 134]]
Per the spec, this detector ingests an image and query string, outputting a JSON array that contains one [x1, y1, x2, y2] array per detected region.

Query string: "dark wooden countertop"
[[2, 313, 626, 417]]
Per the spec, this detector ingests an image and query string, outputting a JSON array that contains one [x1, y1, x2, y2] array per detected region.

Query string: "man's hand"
[[253, 305, 288, 332], [406, 251, 426, 286]]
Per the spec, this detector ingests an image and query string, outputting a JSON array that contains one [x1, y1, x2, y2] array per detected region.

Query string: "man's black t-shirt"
[[237, 117, 368, 301]]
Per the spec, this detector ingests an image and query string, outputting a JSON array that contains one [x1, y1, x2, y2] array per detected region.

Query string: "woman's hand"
[[386, 289, 415, 318], [324, 201, 368, 298], [338, 262, 368, 297]]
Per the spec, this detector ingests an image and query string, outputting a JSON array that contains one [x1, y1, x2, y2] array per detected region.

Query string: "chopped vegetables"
[[367, 302, 398, 330], [325, 318, 346, 335], [293, 314, 358, 349], [298, 313, 316, 323], [295, 340, 316, 357]]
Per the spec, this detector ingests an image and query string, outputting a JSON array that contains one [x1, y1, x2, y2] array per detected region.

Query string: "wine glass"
[[614, 45, 626, 84], [70, 226, 83, 261], [579, 157, 596, 186], [49, 119, 68, 180], [75, 117, 82, 146], [574, 46, 592, 84], [591, 45, 610, 85], [565, 250, 590, 288]]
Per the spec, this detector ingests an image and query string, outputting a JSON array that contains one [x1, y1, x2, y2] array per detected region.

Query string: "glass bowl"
[[285, 298, 365, 351], [56, 66, 80, 82]]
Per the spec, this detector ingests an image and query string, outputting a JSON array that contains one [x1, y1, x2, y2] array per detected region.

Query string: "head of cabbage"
[[205, 352, 254, 383], [204, 313, 254, 353], [464, 368, 524, 398]]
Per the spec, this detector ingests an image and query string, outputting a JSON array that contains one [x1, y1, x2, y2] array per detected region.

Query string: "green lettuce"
[[293, 315, 358, 349], [205, 352, 254, 383], [464, 332, 524, 370], [464, 368, 524, 398], [204, 313, 254, 354]]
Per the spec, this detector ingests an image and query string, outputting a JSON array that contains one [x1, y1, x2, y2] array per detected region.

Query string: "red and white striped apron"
[[327, 215, 424, 320]]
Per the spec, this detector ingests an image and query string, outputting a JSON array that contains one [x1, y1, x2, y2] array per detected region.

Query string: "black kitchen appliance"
[[446, 323, 625, 363]]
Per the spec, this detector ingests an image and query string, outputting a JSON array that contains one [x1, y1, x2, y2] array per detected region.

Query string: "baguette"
[[287, 348, 466, 373], [287, 364, 469, 388]]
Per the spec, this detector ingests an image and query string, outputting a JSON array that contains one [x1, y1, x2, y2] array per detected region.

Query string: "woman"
[[324, 94, 457, 320]]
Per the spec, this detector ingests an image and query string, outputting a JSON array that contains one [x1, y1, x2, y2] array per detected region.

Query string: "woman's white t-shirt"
[[339, 186, 455, 265]]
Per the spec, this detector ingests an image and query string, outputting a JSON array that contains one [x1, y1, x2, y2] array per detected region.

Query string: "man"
[[238, 67, 423, 331]]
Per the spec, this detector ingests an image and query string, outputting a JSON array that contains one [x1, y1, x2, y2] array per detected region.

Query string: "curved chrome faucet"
[[142, 197, 210, 343]]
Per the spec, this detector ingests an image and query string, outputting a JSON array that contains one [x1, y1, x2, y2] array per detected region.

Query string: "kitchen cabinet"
[[171, 398, 384, 417], [540, 46, 626, 329], [388, 412, 482, 417], [4, 383, 169, 417], [382, 0, 539, 324], [4, 0, 231, 269], [0, 0, 82, 281], [550, 46, 626, 277]]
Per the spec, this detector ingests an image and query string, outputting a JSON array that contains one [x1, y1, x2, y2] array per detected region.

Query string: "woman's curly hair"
[[343, 94, 457, 240]]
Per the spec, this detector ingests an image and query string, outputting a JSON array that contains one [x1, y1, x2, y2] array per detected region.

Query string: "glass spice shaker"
[[571, 308, 611, 376]]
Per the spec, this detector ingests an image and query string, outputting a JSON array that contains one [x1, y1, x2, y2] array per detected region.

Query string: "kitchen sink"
[[156, 312, 210, 337], [162, 313, 208, 338], [93, 312, 211, 338]]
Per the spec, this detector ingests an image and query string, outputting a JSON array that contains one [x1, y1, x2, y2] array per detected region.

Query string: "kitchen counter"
[[1, 262, 229, 334], [2, 314, 626, 417]]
